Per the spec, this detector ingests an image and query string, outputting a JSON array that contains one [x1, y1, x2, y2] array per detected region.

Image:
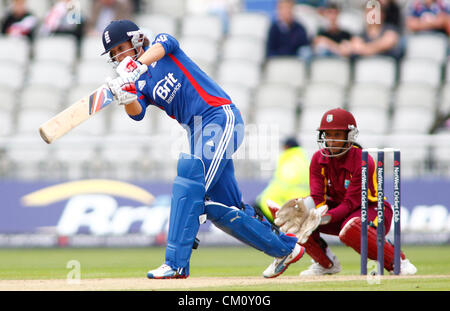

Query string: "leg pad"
[[205, 201, 297, 258], [339, 217, 405, 272]]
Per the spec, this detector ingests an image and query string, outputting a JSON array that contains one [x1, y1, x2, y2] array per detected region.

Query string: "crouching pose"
[[265, 108, 417, 276], [101, 20, 304, 279]]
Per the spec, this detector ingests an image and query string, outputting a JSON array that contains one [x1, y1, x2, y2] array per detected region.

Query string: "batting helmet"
[[101, 20, 145, 66]]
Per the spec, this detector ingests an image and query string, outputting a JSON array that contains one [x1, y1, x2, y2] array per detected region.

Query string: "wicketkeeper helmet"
[[317, 108, 359, 157]]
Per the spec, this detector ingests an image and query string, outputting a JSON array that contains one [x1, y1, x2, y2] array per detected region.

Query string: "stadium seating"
[[298, 107, 327, 134], [347, 83, 392, 135], [27, 61, 73, 90], [391, 83, 437, 135], [254, 105, 297, 137], [16, 106, 56, 134], [180, 14, 224, 42], [228, 12, 271, 42], [217, 59, 262, 90], [337, 8, 365, 35], [26, 0, 51, 19], [301, 82, 345, 110], [399, 58, 442, 89], [432, 132, 450, 175], [405, 33, 449, 64], [135, 13, 178, 37], [221, 83, 253, 122], [75, 60, 117, 86], [384, 134, 431, 177], [179, 36, 219, 68], [446, 59, 450, 83], [52, 139, 103, 180], [309, 57, 351, 88], [20, 85, 62, 111], [293, 4, 325, 38], [0, 86, 14, 139], [144, 0, 186, 18], [0, 4, 449, 181], [66, 84, 101, 108], [109, 108, 152, 136], [0, 61, 25, 90], [73, 110, 108, 137], [80, 35, 106, 62], [351, 106, 390, 135], [222, 36, 266, 65], [6, 142, 52, 180], [391, 106, 435, 134], [262, 57, 307, 90], [347, 83, 391, 110], [33, 36, 77, 66], [353, 56, 397, 88], [395, 83, 437, 111], [0, 88, 16, 136], [98, 140, 149, 180], [0, 110, 14, 137], [440, 83, 450, 115], [356, 133, 384, 150], [0, 36, 30, 66]]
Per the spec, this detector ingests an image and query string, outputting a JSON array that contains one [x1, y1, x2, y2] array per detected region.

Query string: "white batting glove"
[[116, 56, 148, 82], [106, 76, 138, 106]]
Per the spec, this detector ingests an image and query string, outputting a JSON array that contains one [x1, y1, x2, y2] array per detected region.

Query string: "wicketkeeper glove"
[[267, 197, 331, 244]]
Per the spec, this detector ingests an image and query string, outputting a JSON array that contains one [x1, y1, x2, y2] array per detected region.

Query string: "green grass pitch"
[[0, 245, 449, 290]]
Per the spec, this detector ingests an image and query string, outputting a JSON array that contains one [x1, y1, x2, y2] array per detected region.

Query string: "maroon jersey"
[[309, 146, 392, 224]]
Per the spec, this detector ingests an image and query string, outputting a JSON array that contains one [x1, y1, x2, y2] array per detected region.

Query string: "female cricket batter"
[[266, 108, 417, 276], [101, 20, 303, 279]]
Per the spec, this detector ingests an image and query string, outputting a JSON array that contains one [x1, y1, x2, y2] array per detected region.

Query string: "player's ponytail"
[[143, 36, 151, 48]]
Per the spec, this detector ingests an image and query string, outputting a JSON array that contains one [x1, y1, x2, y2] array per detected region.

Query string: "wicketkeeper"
[[264, 108, 417, 276]]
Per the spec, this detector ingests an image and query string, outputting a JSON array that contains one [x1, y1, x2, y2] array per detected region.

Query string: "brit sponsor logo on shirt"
[[152, 73, 181, 104]]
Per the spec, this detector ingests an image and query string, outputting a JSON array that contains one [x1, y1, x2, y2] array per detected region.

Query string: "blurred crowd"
[[267, 0, 450, 61], [0, 0, 140, 43], [1, 0, 449, 61]]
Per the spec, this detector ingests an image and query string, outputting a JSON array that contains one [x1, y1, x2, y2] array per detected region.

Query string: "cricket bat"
[[39, 84, 115, 144]]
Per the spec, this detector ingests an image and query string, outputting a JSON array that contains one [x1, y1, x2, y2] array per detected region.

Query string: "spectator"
[[1, 0, 38, 41], [313, 2, 352, 57], [296, 0, 329, 8], [39, 0, 86, 44], [380, 0, 402, 30], [348, 5, 402, 59], [254, 137, 310, 224], [87, 0, 134, 36], [406, 0, 450, 35], [266, 0, 310, 58]]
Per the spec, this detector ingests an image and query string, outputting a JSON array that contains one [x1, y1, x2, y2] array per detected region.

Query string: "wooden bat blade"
[[39, 84, 114, 144]]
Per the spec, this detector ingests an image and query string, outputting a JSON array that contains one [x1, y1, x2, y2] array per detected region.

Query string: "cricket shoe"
[[263, 243, 306, 278], [147, 264, 189, 279], [300, 249, 341, 276], [390, 259, 417, 275]]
